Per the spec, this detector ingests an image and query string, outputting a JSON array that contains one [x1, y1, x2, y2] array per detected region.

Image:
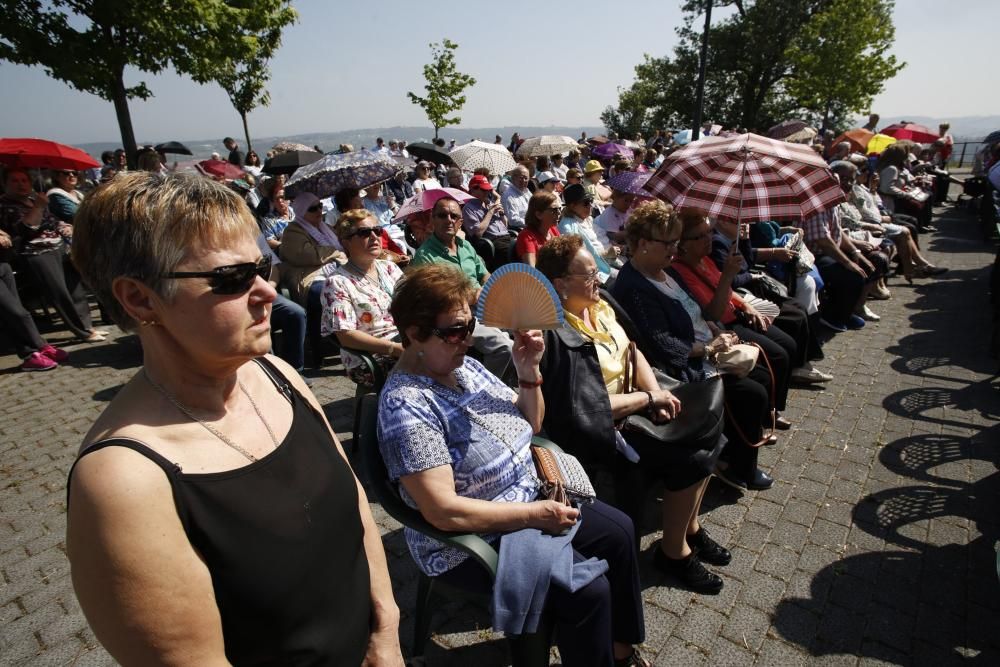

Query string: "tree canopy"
[[601, 0, 903, 137], [0, 0, 296, 165], [407, 39, 477, 140]]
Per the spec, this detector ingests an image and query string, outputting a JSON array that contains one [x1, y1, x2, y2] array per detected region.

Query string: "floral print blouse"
[[320, 260, 403, 369]]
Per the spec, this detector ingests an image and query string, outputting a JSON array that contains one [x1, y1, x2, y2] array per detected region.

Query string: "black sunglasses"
[[349, 226, 380, 239], [431, 317, 477, 344], [306, 204, 323, 213], [164, 256, 272, 295]]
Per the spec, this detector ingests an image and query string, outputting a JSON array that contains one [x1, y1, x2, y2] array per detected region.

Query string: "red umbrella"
[[0, 137, 100, 171], [197, 159, 245, 180], [643, 133, 844, 224], [881, 123, 940, 144]]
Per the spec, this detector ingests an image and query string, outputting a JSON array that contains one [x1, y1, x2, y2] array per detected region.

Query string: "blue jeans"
[[270, 294, 306, 371]]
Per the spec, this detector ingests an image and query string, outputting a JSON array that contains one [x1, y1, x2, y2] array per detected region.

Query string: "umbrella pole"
[[736, 146, 747, 230]]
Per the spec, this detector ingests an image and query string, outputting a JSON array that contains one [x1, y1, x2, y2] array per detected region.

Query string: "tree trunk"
[[241, 111, 252, 154], [111, 69, 137, 170], [821, 99, 832, 134], [434, 125, 439, 140]]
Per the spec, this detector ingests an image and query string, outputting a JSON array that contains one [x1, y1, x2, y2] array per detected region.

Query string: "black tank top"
[[69, 358, 371, 666]]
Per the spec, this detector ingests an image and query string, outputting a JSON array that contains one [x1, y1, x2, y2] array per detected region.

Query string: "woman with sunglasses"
[[537, 235, 728, 596], [611, 201, 774, 493], [514, 191, 562, 266], [65, 172, 403, 666], [46, 169, 84, 223], [321, 209, 404, 385], [278, 191, 347, 305], [379, 263, 650, 667]]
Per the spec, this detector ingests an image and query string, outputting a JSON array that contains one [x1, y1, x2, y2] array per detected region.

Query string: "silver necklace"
[[143, 369, 279, 463]]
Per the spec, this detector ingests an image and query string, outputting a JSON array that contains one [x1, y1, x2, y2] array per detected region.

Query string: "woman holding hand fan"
[[377, 264, 650, 667]]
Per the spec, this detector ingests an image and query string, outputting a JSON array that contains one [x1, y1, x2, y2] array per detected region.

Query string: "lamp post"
[[691, 0, 713, 142]]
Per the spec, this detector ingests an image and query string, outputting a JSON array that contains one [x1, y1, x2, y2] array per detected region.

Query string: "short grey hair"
[[71, 171, 258, 332]]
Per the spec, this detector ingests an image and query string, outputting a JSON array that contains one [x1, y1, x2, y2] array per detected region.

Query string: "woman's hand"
[[650, 389, 681, 423], [0, 230, 11, 249], [721, 251, 743, 278], [528, 500, 579, 534], [771, 247, 797, 262], [706, 332, 737, 357], [361, 625, 404, 667], [743, 306, 768, 331], [511, 329, 544, 380]]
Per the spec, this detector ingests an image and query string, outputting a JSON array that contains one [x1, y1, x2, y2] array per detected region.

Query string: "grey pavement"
[[2, 186, 999, 666]]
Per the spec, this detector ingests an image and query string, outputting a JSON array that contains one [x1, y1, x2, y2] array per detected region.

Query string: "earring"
[[642, 249, 648, 254], [140, 319, 159, 327], [416, 350, 424, 359], [560, 293, 567, 300]]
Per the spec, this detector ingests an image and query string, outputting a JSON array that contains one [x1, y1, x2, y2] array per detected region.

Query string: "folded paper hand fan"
[[741, 294, 781, 321], [475, 263, 565, 330]]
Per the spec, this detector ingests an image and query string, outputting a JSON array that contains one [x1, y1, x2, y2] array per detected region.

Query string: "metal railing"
[[949, 142, 984, 169]]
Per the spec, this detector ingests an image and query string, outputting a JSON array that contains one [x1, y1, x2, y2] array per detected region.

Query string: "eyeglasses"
[[56, 171, 77, 177], [348, 226, 380, 239], [164, 256, 272, 295], [648, 237, 681, 249], [431, 317, 477, 344], [566, 269, 600, 284], [434, 211, 462, 221], [306, 204, 323, 213], [546, 206, 563, 213]]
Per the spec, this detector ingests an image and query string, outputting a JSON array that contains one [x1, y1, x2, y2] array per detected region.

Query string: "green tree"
[[215, 5, 297, 155], [0, 1, 296, 167], [603, 0, 901, 136], [785, 0, 903, 131], [407, 39, 477, 140]]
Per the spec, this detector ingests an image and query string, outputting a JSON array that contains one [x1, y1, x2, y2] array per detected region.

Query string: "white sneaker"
[[791, 364, 834, 384], [855, 305, 881, 322]]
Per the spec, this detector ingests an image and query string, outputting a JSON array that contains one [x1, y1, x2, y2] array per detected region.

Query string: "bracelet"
[[643, 390, 654, 412], [518, 376, 543, 389]]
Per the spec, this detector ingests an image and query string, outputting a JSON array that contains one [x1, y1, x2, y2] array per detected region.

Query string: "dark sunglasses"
[[349, 226, 380, 239], [306, 204, 323, 213], [431, 317, 477, 344], [164, 256, 271, 295], [434, 211, 462, 220]]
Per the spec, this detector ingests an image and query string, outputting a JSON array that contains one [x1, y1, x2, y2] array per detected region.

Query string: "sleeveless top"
[[68, 358, 371, 666]]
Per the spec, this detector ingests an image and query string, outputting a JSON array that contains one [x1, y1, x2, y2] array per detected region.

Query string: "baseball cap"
[[468, 174, 493, 191]]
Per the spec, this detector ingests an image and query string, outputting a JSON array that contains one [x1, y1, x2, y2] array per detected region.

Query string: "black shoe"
[[747, 468, 774, 491], [687, 528, 732, 566], [653, 547, 723, 594]]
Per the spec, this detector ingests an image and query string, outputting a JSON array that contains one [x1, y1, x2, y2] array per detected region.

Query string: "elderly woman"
[[0, 168, 104, 342], [279, 191, 347, 305], [46, 169, 85, 223], [877, 144, 933, 231], [558, 183, 616, 283], [258, 191, 291, 250], [378, 263, 649, 667], [66, 172, 402, 665], [413, 161, 442, 193], [669, 209, 795, 430], [514, 191, 562, 266], [321, 209, 404, 385], [611, 202, 776, 492], [0, 253, 69, 372], [537, 235, 728, 594]]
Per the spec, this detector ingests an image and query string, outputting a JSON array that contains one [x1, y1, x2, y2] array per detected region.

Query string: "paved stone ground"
[[2, 183, 999, 666]]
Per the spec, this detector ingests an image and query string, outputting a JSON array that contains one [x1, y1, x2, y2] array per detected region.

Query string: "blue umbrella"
[[673, 129, 693, 145], [284, 150, 401, 199]]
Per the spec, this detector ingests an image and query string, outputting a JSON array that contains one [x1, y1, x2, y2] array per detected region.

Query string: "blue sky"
[[1, 0, 997, 144]]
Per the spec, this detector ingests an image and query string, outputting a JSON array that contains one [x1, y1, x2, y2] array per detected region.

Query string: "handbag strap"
[[622, 341, 637, 395], [721, 341, 777, 448]]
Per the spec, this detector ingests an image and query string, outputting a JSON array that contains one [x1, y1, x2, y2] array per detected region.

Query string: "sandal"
[[84, 331, 107, 343], [615, 647, 651, 667]]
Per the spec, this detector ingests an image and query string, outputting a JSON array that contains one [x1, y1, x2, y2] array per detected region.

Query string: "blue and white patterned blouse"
[[377, 357, 540, 576]]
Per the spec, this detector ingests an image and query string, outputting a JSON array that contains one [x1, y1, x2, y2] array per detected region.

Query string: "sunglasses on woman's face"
[[349, 226, 380, 239], [306, 204, 323, 213], [431, 317, 477, 344], [164, 256, 272, 295]]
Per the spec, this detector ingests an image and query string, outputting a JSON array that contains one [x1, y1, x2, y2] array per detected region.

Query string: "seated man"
[[500, 166, 531, 230], [794, 208, 874, 332], [462, 174, 511, 270], [412, 196, 513, 378]]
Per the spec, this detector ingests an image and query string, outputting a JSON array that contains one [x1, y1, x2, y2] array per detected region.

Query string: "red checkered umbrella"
[[642, 133, 845, 224]]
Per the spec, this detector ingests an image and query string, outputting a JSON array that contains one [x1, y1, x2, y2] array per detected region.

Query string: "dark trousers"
[[730, 323, 791, 411], [270, 294, 306, 371], [439, 500, 644, 667], [0, 262, 47, 357], [772, 300, 823, 364], [306, 280, 325, 367], [814, 255, 865, 326], [23, 248, 93, 338], [720, 373, 769, 477]]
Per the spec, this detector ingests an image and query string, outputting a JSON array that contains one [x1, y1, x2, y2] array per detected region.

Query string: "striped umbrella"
[[643, 133, 844, 224], [449, 140, 518, 175]]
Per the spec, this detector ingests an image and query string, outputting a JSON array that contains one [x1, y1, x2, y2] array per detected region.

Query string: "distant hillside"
[[78, 125, 607, 161], [855, 115, 999, 142]]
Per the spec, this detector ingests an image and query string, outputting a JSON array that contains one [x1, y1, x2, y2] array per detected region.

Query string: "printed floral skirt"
[[346, 354, 397, 387]]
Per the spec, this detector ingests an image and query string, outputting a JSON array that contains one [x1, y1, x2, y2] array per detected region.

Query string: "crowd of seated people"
[[6, 123, 980, 664]]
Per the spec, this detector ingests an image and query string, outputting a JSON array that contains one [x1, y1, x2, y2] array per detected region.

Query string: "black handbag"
[[747, 272, 789, 303], [618, 343, 725, 450]]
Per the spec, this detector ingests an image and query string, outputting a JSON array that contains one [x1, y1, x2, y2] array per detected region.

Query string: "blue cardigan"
[[610, 260, 711, 382]]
